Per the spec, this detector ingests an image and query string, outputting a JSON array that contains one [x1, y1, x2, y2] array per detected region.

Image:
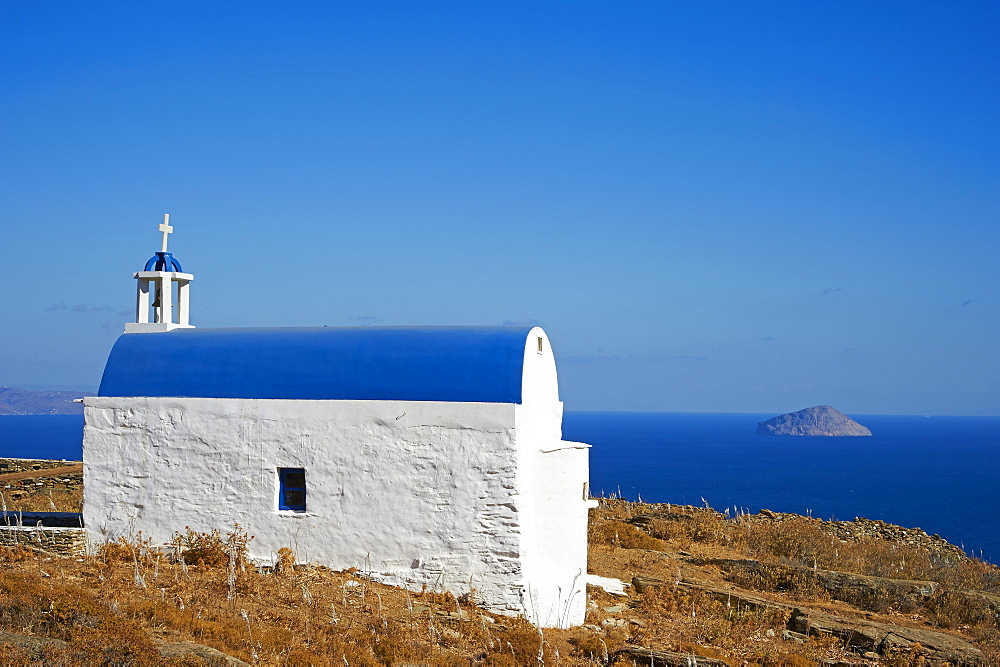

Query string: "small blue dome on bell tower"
[[143, 251, 183, 272]]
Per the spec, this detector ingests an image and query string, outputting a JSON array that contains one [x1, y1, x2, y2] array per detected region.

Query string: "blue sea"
[[564, 412, 1000, 563], [2, 412, 998, 562], [0, 415, 84, 461]]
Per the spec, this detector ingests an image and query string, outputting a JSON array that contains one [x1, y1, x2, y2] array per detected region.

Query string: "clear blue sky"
[[2, 1, 997, 415]]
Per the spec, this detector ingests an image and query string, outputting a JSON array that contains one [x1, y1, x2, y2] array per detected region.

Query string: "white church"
[[82, 217, 595, 627]]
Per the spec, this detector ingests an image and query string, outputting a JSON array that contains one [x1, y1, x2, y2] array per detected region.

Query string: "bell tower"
[[124, 214, 195, 333]]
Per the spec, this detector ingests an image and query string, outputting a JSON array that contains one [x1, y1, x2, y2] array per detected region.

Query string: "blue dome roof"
[[98, 326, 536, 404]]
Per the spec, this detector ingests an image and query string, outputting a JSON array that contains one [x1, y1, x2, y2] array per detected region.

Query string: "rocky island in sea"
[[757, 404, 872, 436]]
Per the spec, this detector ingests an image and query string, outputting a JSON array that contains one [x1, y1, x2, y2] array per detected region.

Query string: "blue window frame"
[[278, 468, 307, 511]]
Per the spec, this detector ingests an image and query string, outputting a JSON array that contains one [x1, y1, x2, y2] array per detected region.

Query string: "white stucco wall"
[[82, 326, 591, 627], [83, 400, 590, 626]]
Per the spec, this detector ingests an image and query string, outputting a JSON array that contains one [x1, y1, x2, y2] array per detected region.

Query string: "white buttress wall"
[[513, 327, 591, 627], [514, 401, 591, 628]]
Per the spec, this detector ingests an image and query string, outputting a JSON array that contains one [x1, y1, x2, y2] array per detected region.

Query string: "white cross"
[[158, 214, 173, 252]]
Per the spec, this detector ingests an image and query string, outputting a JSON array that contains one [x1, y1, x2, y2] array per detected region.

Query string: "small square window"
[[278, 468, 307, 512]]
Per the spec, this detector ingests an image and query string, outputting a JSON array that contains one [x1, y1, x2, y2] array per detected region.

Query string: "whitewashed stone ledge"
[[0, 512, 83, 527]]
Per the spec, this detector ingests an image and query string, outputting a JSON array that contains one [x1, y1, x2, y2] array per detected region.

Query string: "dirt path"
[[0, 463, 82, 482]]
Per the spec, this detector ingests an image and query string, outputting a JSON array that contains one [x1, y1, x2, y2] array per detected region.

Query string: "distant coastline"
[[0, 387, 84, 415]]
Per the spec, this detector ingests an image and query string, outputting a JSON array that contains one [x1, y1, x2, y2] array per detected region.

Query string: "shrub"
[[274, 546, 295, 575], [71, 617, 163, 666], [174, 524, 252, 569], [589, 520, 664, 550]]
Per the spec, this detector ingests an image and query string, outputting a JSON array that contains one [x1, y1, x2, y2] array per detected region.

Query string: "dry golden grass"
[[0, 487, 82, 513], [0, 491, 996, 664], [0, 526, 600, 665]]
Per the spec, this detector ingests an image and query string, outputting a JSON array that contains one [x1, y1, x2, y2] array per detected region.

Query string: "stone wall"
[[823, 516, 967, 560], [0, 526, 86, 556], [0, 458, 81, 474], [0, 458, 83, 501], [755, 509, 967, 560], [0, 460, 86, 557]]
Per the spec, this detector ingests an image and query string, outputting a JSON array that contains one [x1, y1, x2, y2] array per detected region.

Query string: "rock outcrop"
[[0, 631, 248, 665], [631, 575, 984, 664], [611, 646, 729, 666], [757, 405, 871, 436]]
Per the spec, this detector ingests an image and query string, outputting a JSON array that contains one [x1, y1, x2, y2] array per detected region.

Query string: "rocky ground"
[[586, 500, 999, 665], [0, 465, 997, 665]]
